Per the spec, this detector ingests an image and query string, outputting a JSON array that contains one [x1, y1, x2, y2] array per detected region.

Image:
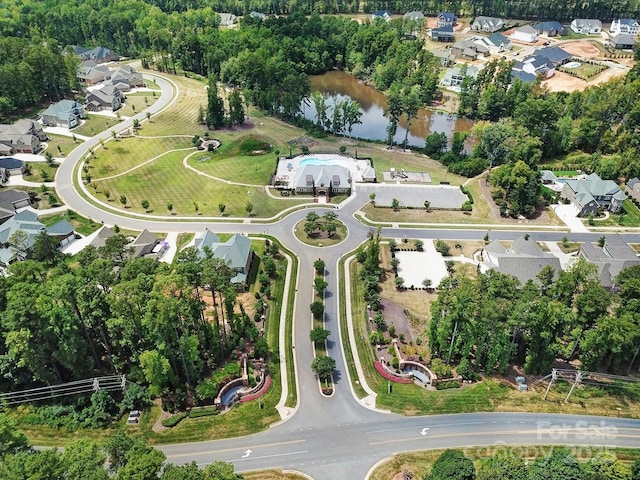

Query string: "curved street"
[[54, 72, 640, 479]]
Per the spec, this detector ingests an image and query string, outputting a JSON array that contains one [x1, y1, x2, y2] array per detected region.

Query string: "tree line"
[[0, 417, 243, 479], [0, 232, 280, 413], [429, 258, 640, 377]]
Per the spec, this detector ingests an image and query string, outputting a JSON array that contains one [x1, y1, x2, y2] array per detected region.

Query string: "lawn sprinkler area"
[[274, 153, 374, 189]]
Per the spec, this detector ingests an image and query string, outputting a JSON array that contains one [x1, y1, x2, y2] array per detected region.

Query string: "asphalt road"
[[54, 73, 640, 479]]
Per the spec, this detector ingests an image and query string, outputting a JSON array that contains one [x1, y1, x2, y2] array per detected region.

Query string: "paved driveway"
[[552, 204, 589, 233], [357, 183, 467, 209]]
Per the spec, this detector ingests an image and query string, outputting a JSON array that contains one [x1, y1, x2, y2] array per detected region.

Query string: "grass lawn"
[[244, 470, 308, 480], [552, 170, 579, 177], [561, 62, 606, 80], [24, 162, 58, 183], [46, 134, 83, 157], [40, 210, 102, 236], [188, 144, 277, 185], [73, 114, 120, 138], [89, 135, 193, 179], [586, 200, 640, 227], [294, 218, 347, 247], [118, 91, 160, 117], [369, 447, 640, 480]]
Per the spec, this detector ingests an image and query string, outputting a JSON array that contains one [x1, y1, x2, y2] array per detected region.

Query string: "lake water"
[[301, 71, 475, 148]]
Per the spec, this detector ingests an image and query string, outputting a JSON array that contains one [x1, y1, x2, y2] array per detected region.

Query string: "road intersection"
[[55, 72, 640, 479]]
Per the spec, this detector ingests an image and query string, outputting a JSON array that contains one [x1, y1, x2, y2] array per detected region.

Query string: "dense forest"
[[429, 260, 640, 376], [0, 233, 281, 413], [0, 418, 243, 479]]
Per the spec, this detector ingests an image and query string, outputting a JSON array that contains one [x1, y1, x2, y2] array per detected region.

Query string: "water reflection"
[[301, 71, 475, 148]]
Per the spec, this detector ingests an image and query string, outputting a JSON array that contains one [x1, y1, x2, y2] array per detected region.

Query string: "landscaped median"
[[310, 257, 335, 395]]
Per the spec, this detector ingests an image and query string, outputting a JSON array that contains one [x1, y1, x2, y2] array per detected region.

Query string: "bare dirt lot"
[[560, 40, 601, 58], [544, 67, 627, 92]]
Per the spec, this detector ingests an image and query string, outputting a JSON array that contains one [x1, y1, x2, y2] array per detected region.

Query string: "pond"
[[301, 71, 476, 149]]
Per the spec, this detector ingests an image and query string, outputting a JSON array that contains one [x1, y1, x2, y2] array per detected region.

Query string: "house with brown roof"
[[0, 119, 48, 154], [86, 85, 124, 111]]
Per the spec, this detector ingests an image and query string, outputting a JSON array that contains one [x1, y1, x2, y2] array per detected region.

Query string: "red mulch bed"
[[375, 361, 412, 384], [239, 376, 271, 402]]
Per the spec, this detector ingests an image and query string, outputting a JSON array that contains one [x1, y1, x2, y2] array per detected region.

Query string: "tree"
[[167, 203, 174, 214], [45, 151, 55, 166], [391, 198, 400, 211], [395, 276, 405, 289], [311, 355, 335, 381], [414, 239, 424, 251], [528, 448, 582, 480], [139, 349, 175, 397], [424, 200, 431, 211], [245, 201, 253, 216], [310, 91, 329, 130], [0, 414, 29, 457], [424, 132, 448, 159], [402, 88, 421, 149], [228, 89, 245, 125], [114, 441, 165, 480], [33, 231, 63, 265], [206, 75, 226, 129], [310, 301, 324, 318], [218, 203, 226, 216], [310, 327, 330, 345], [477, 451, 527, 480], [162, 462, 204, 480], [141, 199, 150, 212], [119, 195, 128, 208], [203, 461, 243, 479], [341, 98, 362, 137], [428, 449, 475, 480], [61, 439, 109, 480], [314, 278, 328, 294], [385, 85, 403, 148], [104, 433, 135, 473], [314, 258, 325, 274]]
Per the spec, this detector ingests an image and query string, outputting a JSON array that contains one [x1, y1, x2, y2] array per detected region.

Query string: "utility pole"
[[543, 369, 557, 400], [565, 371, 583, 403]]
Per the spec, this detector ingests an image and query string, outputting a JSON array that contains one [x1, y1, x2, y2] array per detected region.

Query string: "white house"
[[474, 33, 512, 54], [519, 55, 555, 78], [440, 65, 479, 87], [570, 19, 602, 34], [510, 25, 539, 43], [437, 12, 457, 27], [610, 19, 639, 35]]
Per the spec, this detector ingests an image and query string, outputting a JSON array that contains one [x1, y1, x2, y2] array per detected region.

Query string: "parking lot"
[[357, 183, 467, 209]]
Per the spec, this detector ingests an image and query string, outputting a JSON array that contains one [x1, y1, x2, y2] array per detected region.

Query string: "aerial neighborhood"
[[0, 2, 640, 479]]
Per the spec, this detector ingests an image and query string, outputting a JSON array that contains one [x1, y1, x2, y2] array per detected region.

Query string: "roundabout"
[[51, 69, 640, 480]]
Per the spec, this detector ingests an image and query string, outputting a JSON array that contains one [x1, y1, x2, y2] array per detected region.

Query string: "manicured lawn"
[[294, 218, 348, 247], [89, 135, 193, 179], [587, 200, 640, 227], [552, 170, 579, 177], [45, 134, 83, 157], [118, 91, 160, 117], [73, 114, 120, 138], [24, 162, 58, 183]]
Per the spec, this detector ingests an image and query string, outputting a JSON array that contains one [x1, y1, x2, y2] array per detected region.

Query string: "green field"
[[118, 91, 160, 117], [73, 114, 120, 137], [25, 162, 58, 183], [45, 134, 83, 157]]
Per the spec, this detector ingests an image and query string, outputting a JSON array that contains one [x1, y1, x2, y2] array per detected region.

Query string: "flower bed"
[[240, 376, 271, 402], [375, 361, 412, 384]]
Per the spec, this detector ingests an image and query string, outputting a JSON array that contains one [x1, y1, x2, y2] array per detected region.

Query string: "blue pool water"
[[221, 385, 244, 406], [299, 157, 333, 166], [556, 178, 568, 184]]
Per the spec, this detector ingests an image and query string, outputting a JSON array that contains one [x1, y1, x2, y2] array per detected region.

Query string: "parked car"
[[127, 410, 140, 424]]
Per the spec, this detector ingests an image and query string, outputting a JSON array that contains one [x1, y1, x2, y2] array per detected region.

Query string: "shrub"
[[436, 380, 461, 390], [391, 357, 399, 370], [189, 407, 219, 418], [435, 240, 451, 256], [431, 358, 453, 378], [161, 412, 188, 427]]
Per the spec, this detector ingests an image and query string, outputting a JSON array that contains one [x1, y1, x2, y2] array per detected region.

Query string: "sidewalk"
[[43, 126, 90, 140]]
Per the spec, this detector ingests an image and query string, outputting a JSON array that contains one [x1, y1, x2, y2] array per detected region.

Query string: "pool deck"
[[274, 153, 373, 189]]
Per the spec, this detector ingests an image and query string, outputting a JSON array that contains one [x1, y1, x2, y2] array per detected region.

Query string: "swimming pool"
[[299, 157, 332, 166]]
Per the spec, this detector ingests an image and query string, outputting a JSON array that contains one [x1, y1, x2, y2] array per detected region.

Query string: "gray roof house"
[[470, 16, 504, 33], [579, 235, 640, 289], [609, 34, 636, 50], [0, 190, 31, 224], [625, 177, 640, 202], [482, 237, 561, 286], [218, 13, 238, 27], [510, 69, 538, 84], [532, 21, 567, 36], [109, 66, 144, 89], [89, 225, 116, 249], [430, 48, 456, 66], [249, 11, 267, 21], [372, 10, 391, 22], [437, 12, 457, 27], [194, 230, 253, 288], [541, 170, 558, 184], [518, 55, 556, 78], [78, 46, 119, 64], [0, 157, 26, 175], [131, 229, 158, 258], [610, 19, 639, 36], [561, 172, 626, 216], [430, 25, 455, 42], [441, 65, 479, 87], [510, 25, 539, 43], [570, 19, 602, 34], [0, 119, 48, 154], [42, 100, 86, 128], [452, 38, 489, 60], [0, 210, 74, 266], [472, 34, 511, 54], [293, 165, 351, 198], [534, 46, 572, 66], [86, 85, 124, 111]]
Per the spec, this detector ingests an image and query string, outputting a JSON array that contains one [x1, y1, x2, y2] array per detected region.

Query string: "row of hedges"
[[161, 406, 220, 427], [460, 185, 473, 204]]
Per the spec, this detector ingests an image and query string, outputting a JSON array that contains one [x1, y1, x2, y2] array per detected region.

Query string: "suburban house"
[[0, 157, 26, 176], [473, 33, 512, 54], [625, 177, 640, 202], [0, 210, 75, 266], [441, 65, 479, 87], [88, 225, 116, 249], [561, 172, 626, 216], [608, 34, 636, 50], [77, 46, 119, 64], [533, 46, 572, 67], [404, 11, 424, 22], [540, 170, 558, 185], [0, 119, 48, 154], [86, 85, 124, 111], [130, 229, 159, 257], [570, 19, 602, 34], [437, 12, 457, 27], [532, 21, 567, 36], [371, 10, 391, 22], [452, 38, 489, 60], [610, 19, 639, 35], [293, 165, 352, 198], [0, 190, 31, 224], [481, 236, 561, 286], [194, 229, 253, 289], [218, 13, 238, 26], [519, 55, 555, 77], [470, 16, 504, 33], [41, 100, 86, 128], [430, 48, 456, 66], [579, 235, 640, 289], [510, 25, 539, 43], [77, 64, 107, 85], [109, 66, 145, 90], [510, 69, 538, 84], [430, 25, 455, 42], [248, 11, 266, 21]]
